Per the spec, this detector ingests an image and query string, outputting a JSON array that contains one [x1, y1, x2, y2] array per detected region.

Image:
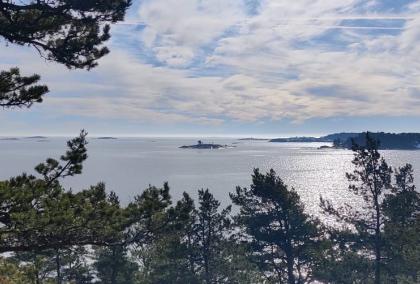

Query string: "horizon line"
[[2, 131, 420, 139]]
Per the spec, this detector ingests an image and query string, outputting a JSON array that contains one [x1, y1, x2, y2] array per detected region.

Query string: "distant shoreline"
[[270, 132, 420, 150]]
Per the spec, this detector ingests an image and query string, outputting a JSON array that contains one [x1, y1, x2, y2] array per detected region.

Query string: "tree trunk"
[[203, 217, 211, 284], [111, 247, 117, 284], [56, 249, 61, 284], [36, 271, 40, 284], [374, 196, 381, 284], [187, 234, 195, 276], [286, 247, 296, 284], [204, 244, 210, 284]]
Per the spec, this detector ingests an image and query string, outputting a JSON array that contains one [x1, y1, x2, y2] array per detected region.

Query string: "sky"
[[1, 0, 420, 137]]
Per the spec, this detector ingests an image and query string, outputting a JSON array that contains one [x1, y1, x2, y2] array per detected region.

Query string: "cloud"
[[1, 0, 419, 134], [137, 0, 246, 66]]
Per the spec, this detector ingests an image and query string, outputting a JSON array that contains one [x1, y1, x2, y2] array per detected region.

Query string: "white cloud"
[[1, 0, 420, 131], [137, 0, 246, 66], [400, 17, 420, 50]]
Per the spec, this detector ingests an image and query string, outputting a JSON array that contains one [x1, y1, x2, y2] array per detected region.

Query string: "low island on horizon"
[[180, 140, 231, 149]]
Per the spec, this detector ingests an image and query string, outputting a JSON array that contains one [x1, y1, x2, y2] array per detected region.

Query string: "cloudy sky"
[[1, 0, 420, 137]]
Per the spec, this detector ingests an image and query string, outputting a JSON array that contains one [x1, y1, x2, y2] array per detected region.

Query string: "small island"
[[180, 140, 229, 149], [26, 136, 48, 139], [318, 145, 334, 149], [96, 137, 118, 140]]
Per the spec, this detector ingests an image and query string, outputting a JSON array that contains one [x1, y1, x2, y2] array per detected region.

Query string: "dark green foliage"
[[271, 132, 420, 150], [314, 249, 373, 284], [136, 190, 260, 284], [0, 256, 35, 283], [12, 250, 57, 283], [125, 183, 173, 244], [269, 132, 359, 143], [95, 245, 139, 284], [135, 235, 201, 284], [0, 67, 48, 108], [382, 164, 420, 283], [35, 129, 88, 185], [0, 0, 131, 69], [230, 169, 324, 284], [0, 177, 125, 253], [135, 192, 200, 284], [321, 134, 392, 284], [12, 247, 94, 284], [313, 225, 376, 283], [59, 246, 94, 284], [194, 189, 232, 283], [0, 0, 131, 108], [0, 132, 126, 253], [320, 133, 420, 283], [343, 132, 420, 150], [383, 164, 419, 224]]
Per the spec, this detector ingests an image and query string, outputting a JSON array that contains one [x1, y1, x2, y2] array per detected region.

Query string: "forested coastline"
[[0, 132, 419, 283]]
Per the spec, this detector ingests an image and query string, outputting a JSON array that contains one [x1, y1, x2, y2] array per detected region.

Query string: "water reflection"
[[0, 138, 418, 218]]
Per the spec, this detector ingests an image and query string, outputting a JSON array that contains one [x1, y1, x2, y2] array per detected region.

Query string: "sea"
[[1, 137, 420, 215]]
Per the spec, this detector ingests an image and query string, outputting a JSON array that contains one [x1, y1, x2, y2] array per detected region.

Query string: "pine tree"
[[382, 164, 420, 282], [135, 192, 200, 284], [195, 189, 231, 284], [0, 256, 34, 283], [12, 249, 57, 284], [12, 246, 94, 284], [0, 131, 126, 253], [320, 133, 399, 283], [0, 68, 48, 108], [136, 190, 260, 284], [0, 0, 131, 108], [125, 183, 173, 245], [94, 245, 139, 284], [230, 169, 324, 284]]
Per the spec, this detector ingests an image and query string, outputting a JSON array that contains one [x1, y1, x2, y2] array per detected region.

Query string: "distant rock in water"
[[317, 145, 342, 150], [318, 145, 333, 149], [270, 136, 321, 143], [180, 140, 230, 149], [25, 136, 47, 139], [238, 138, 269, 141], [0, 137, 19, 141], [96, 137, 117, 140]]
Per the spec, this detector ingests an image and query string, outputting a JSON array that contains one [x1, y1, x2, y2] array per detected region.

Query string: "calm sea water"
[[1, 137, 420, 214]]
